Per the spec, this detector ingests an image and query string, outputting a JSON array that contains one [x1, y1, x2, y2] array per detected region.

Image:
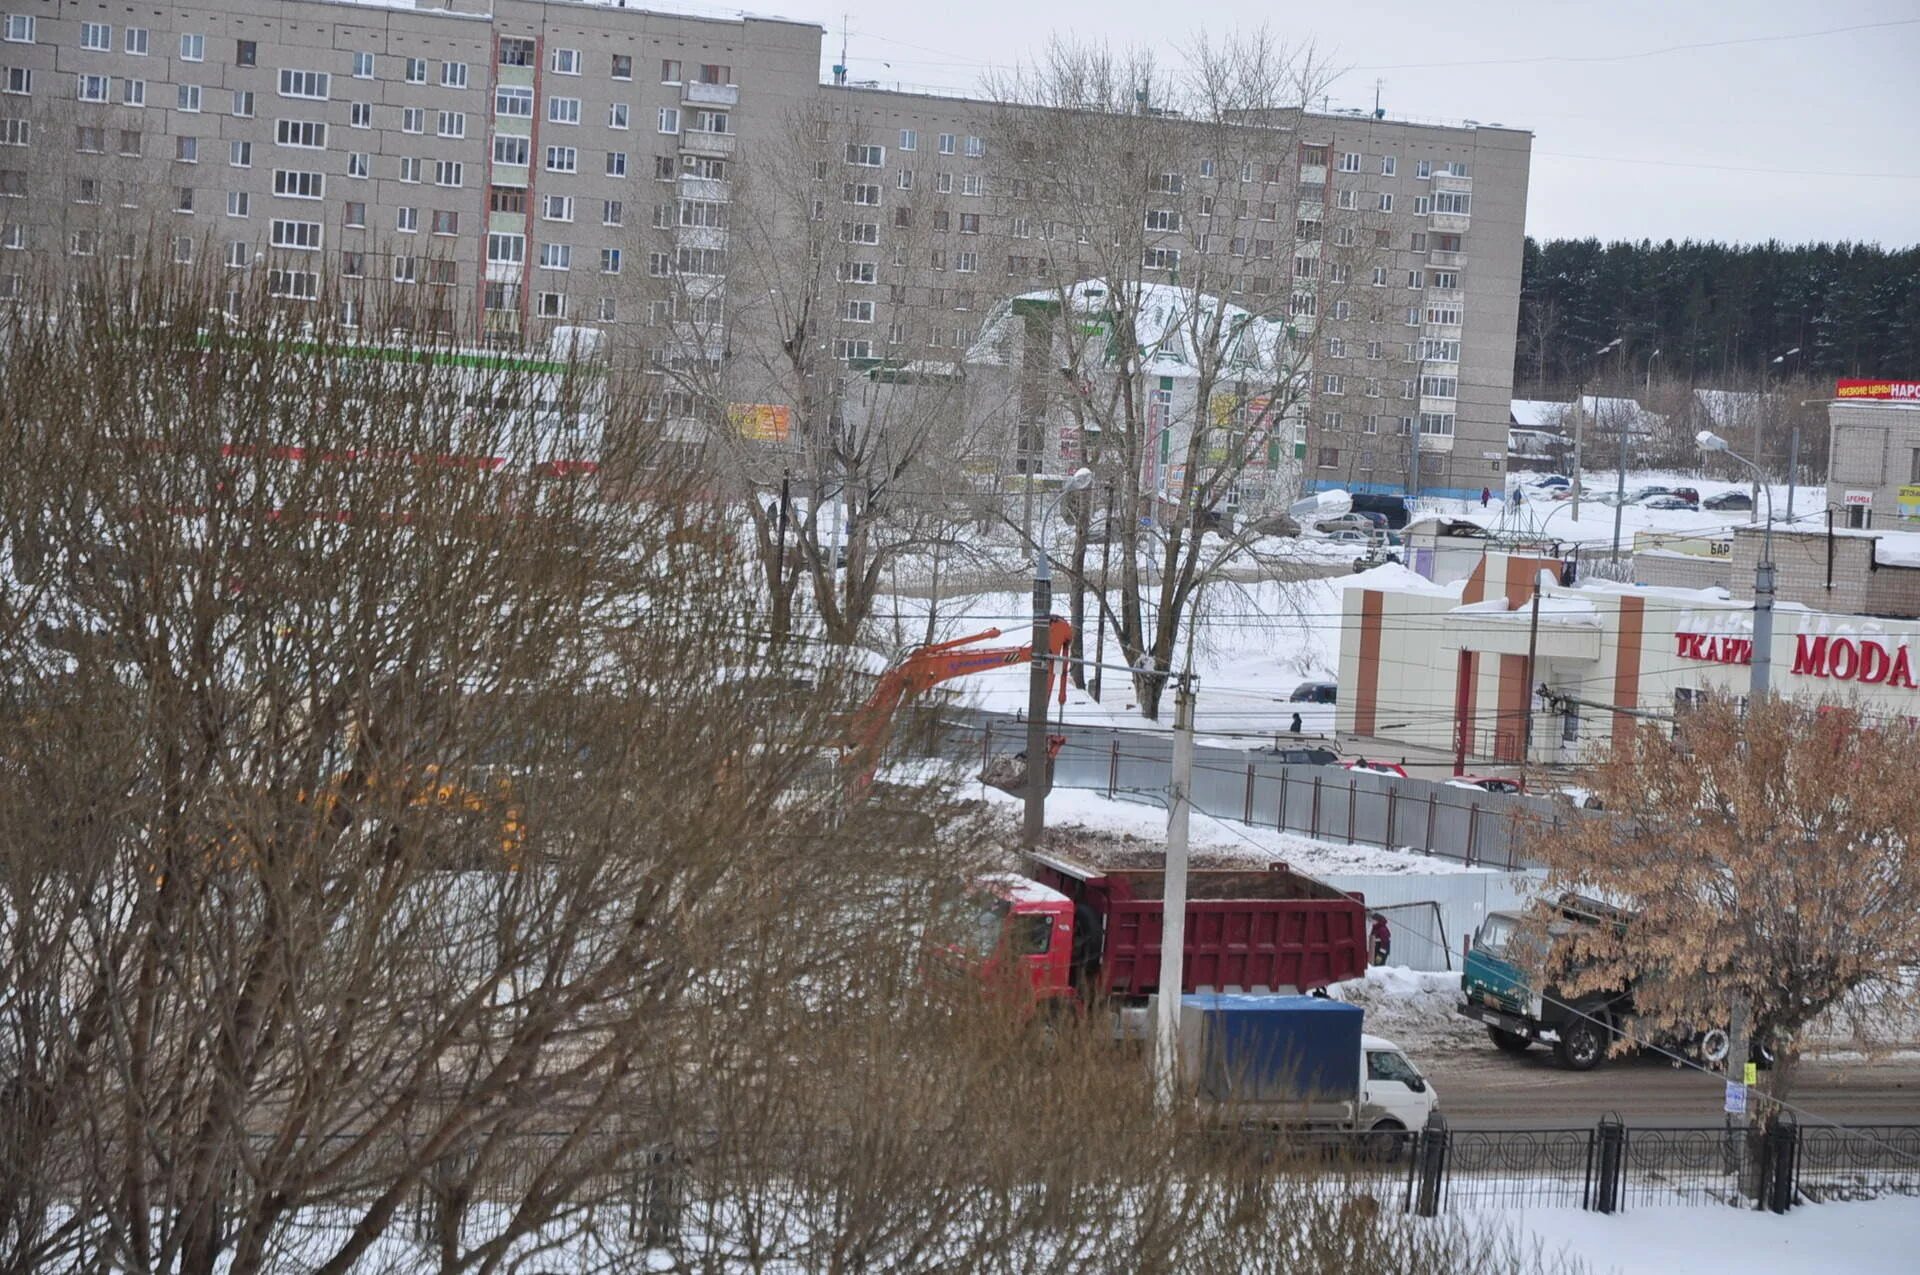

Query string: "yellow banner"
[[727, 403, 791, 443]]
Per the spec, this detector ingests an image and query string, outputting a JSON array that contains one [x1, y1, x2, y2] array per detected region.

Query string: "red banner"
[[1836, 379, 1920, 402]]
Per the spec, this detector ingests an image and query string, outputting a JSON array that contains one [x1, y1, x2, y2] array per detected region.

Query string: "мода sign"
[[1675, 631, 1920, 688]]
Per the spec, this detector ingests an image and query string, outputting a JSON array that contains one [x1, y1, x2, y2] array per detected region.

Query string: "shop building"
[[1338, 552, 1920, 770]]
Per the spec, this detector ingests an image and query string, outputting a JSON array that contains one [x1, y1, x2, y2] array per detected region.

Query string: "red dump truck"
[[961, 849, 1369, 1009]]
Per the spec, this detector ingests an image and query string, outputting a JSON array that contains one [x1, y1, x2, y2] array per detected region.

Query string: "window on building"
[[1378, 192, 1394, 212], [232, 89, 252, 116], [77, 75, 111, 103], [399, 157, 421, 183], [402, 107, 424, 134], [608, 103, 629, 129], [273, 169, 324, 199], [500, 38, 534, 67], [431, 209, 458, 236], [269, 219, 322, 251], [602, 198, 622, 225], [395, 206, 418, 233], [434, 160, 463, 187], [698, 64, 730, 84], [496, 85, 532, 117], [493, 135, 529, 166], [125, 26, 148, 55], [2, 15, 32, 43], [278, 70, 329, 100], [3, 68, 28, 97], [177, 84, 201, 112], [343, 200, 366, 227], [546, 146, 578, 173], [80, 22, 111, 51], [605, 151, 627, 177], [548, 96, 580, 125], [226, 190, 249, 218]]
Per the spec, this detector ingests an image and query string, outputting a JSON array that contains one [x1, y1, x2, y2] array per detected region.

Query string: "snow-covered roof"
[[1576, 395, 1665, 434], [1873, 532, 1920, 569], [1694, 387, 1764, 428], [965, 279, 1300, 379], [977, 872, 1070, 906], [1510, 399, 1568, 428]]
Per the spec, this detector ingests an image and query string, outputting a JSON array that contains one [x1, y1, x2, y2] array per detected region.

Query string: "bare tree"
[[1533, 695, 1920, 1108], [979, 34, 1392, 718]]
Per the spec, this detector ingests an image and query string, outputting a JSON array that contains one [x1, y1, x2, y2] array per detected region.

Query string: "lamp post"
[[1025, 466, 1095, 848], [1697, 430, 1773, 1161]]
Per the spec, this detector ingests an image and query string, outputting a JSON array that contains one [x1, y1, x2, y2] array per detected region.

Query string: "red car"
[[1343, 759, 1409, 778]]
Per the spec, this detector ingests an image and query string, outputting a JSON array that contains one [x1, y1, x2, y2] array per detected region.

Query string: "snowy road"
[[1428, 1047, 1920, 1129]]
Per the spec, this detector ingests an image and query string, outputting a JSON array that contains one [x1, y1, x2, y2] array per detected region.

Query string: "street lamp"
[[1025, 466, 1095, 847], [1698, 430, 1774, 696]]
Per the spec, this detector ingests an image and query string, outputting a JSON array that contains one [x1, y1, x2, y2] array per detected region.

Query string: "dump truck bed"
[[1027, 849, 1368, 998]]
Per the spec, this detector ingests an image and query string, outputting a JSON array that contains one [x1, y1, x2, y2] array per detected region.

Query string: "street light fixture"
[[1697, 430, 1775, 696], [1024, 466, 1095, 847]]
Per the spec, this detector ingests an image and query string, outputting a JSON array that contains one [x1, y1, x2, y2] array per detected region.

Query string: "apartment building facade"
[[0, 1, 1529, 498]]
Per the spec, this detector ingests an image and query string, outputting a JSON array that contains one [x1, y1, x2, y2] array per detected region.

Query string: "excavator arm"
[[846, 616, 1073, 797]]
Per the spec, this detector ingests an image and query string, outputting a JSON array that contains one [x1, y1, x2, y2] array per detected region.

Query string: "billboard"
[[727, 403, 792, 443], [1835, 379, 1920, 402]]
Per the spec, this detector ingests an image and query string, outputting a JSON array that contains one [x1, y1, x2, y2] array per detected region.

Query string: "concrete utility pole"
[[1024, 467, 1094, 849], [1610, 423, 1628, 563], [1517, 570, 1543, 792], [1698, 428, 1774, 1165], [1569, 396, 1583, 521], [1786, 427, 1800, 526], [1153, 673, 1197, 1110]]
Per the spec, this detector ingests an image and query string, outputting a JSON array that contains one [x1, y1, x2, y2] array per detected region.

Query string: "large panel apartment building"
[[0, 0, 1530, 499]]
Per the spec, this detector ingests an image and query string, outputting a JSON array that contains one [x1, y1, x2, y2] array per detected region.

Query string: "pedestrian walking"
[[1370, 912, 1392, 966], [1480, 485, 1492, 508], [1289, 711, 1303, 734]]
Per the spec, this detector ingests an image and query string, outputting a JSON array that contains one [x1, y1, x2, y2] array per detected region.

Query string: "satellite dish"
[[1289, 489, 1353, 520]]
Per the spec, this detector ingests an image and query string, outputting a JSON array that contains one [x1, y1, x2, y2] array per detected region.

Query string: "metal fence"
[[1406, 1116, 1920, 1216], [963, 720, 1560, 870]]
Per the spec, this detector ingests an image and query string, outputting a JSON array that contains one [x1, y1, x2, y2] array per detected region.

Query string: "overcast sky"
[[767, 0, 1920, 247]]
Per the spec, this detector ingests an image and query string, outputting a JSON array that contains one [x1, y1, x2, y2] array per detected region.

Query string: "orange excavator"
[[846, 616, 1074, 798]]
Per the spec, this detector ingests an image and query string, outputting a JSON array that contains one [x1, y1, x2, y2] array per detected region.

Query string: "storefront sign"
[[1675, 631, 1920, 688], [1844, 490, 1875, 507], [1675, 632, 1752, 665], [1789, 634, 1920, 687], [1637, 531, 1731, 558], [1898, 485, 1920, 520], [1836, 379, 1920, 401]]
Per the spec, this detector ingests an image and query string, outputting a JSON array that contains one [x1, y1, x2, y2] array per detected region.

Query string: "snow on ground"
[[975, 784, 1494, 877], [1480, 1196, 1920, 1275], [884, 570, 1400, 742], [1326, 965, 1481, 1055], [1498, 475, 1816, 550]]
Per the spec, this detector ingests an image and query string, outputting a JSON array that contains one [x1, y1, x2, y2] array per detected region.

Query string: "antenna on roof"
[[833, 14, 848, 86], [1373, 78, 1385, 120]]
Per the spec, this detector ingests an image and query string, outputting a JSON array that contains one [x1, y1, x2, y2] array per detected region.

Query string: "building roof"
[[1510, 399, 1567, 428], [966, 280, 1301, 379]]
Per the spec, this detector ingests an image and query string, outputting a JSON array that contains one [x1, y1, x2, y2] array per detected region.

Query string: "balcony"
[[1427, 249, 1466, 269], [1436, 174, 1473, 194], [1416, 432, 1455, 453], [1430, 211, 1470, 234], [677, 174, 727, 201], [484, 261, 523, 285], [1298, 163, 1326, 186], [1427, 286, 1464, 306], [683, 80, 739, 107], [679, 129, 736, 159]]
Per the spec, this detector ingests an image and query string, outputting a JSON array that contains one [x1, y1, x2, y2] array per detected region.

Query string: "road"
[[1428, 1046, 1920, 1129]]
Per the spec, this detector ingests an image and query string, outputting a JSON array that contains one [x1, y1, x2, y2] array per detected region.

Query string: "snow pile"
[[1326, 965, 1481, 1054], [976, 786, 1494, 876], [1480, 1196, 1920, 1275]]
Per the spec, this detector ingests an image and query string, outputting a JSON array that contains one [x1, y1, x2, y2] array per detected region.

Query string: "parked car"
[[1354, 511, 1391, 529], [1350, 492, 1412, 530], [1669, 487, 1700, 507], [1641, 496, 1693, 511], [1290, 681, 1338, 704], [1250, 511, 1302, 537], [1316, 514, 1376, 535], [1446, 775, 1527, 795], [1703, 491, 1754, 511], [1257, 745, 1341, 766], [1343, 759, 1409, 778], [1325, 529, 1372, 545]]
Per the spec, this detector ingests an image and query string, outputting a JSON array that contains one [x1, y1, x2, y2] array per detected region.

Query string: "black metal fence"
[[1400, 1115, 1920, 1216]]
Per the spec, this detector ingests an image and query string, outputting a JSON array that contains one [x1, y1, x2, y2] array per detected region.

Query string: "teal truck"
[[1459, 893, 1760, 1071]]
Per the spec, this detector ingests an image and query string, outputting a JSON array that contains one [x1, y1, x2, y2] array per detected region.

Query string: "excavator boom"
[[846, 617, 1072, 796]]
